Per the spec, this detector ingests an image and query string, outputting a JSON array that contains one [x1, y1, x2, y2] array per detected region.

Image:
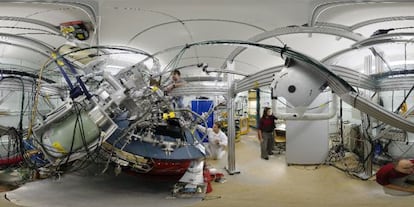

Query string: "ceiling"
[[0, 0, 414, 83]]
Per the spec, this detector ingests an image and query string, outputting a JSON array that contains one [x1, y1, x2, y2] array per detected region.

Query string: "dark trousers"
[[261, 131, 274, 158]]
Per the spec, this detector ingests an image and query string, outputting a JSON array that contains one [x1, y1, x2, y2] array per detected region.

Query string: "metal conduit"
[[313, 67, 414, 133], [221, 26, 364, 69], [0, 33, 54, 52], [350, 16, 414, 31], [235, 64, 376, 93], [329, 65, 377, 90], [343, 92, 414, 133], [169, 86, 228, 96], [352, 33, 414, 48], [234, 66, 283, 93], [378, 77, 414, 91]]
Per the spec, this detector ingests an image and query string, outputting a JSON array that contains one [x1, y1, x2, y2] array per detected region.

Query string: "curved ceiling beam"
[[0, 16, 60, 33], [350, 16, 414, 31], [316, 17, 414, 38], [62, 0, 98, 25], [309, 0, 414, 27], [322, 33, 414, 70], [0, 40, 49, 58], [0, 33, 54, 53], [221, 26, 365, 69], [126, 18, 286, 67], [117, 7, 201, 65], [352, 32, 414, 48], [314, 22, 353, 32], [127, 18, 283, 45], [0, 1, 98, 25]]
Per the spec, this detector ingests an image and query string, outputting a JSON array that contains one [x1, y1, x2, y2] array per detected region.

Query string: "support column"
[[256, 88, 260, 128], [225, 61, 240, 175]]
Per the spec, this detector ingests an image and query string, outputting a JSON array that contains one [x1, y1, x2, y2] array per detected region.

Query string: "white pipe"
[[103, 72, 124, 91], [273, 93, 337, 120]]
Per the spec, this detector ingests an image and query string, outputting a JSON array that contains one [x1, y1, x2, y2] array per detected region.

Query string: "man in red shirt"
[[376, 159, 414, 195]]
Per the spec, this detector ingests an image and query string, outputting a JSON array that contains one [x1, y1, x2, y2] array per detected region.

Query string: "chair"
[[274, 130, 286, 154]]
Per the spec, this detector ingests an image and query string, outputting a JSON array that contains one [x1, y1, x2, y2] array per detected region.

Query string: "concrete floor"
[[1, 130, 414, 207], [191, 132, 414, 207]]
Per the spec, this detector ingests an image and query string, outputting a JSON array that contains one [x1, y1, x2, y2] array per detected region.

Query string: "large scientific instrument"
[[0, 44, 209, 196]]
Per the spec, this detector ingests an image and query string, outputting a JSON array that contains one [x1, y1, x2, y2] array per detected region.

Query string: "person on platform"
[[164, 69, 186, 108]]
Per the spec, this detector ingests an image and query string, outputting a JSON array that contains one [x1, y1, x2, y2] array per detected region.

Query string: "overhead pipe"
[[273, 93, 338, 120]]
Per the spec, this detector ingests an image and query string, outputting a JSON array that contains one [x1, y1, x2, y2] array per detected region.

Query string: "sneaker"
[[215, 178, 227, 183], [262, 157, 269, 160]]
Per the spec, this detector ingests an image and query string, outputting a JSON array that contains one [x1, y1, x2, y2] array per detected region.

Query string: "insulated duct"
[[273, 93, 337, 120]]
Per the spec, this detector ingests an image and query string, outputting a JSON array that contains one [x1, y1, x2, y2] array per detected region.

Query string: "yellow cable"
[[27, 57, 53, 138]]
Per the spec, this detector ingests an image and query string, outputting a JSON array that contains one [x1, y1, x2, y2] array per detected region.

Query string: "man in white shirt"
[[197, 122, 228, 160]]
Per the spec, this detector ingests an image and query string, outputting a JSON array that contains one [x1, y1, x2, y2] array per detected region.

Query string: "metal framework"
[[0, 16, 60, 34], [308, 0, 414, 27], [221, 26, 364, 69]]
